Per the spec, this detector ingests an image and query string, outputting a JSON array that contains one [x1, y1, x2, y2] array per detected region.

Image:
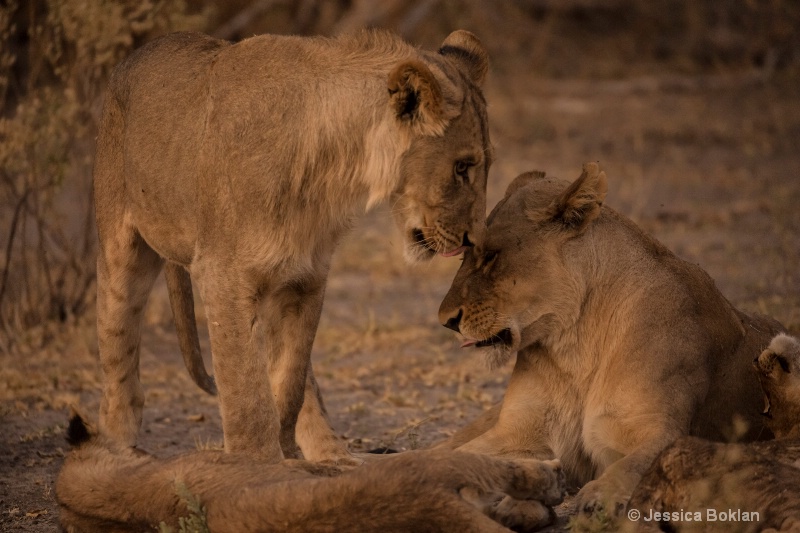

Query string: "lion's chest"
[[529, 354, 628, 484]]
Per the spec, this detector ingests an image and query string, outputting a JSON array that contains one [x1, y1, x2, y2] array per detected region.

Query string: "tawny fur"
[[628, 437, 800, 533], [627, 334, 800, 533], [754, 333, 800, 439], [93, 29, 492, 463], [56, 415, 565, 533], [435, 163, 785, 518]]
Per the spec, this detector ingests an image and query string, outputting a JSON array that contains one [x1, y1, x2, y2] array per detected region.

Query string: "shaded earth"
[[2, 67, 799, 531]]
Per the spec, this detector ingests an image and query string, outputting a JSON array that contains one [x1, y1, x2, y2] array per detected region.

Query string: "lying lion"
[[628, 333, 800, 532], [56, 414, 565, 533], [435, 163, 785, 519]]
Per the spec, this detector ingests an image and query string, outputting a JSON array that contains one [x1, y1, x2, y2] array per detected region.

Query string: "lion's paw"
[[510, 458, 566, 506], [318, 452, 365, 469], [490, 496, 555, 533], [301, 441, 364, 468], [575, 477, 631, 520]]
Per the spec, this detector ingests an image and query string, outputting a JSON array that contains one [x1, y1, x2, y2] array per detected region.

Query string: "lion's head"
[[754, 333, 800, 438], [438, 163, 607, 368], [388, 31, 492, 262]]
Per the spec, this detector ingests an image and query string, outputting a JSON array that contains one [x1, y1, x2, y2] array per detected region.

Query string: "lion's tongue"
[[441, 246, 468, 257], [461, 339, 478, 348]]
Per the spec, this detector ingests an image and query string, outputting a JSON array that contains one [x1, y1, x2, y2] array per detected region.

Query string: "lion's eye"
[[482, 250, 498, 270], [454, 160, 472, 183]]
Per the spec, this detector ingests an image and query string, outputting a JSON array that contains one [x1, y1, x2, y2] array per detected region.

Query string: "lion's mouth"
[[412, 228, 468, 257], [762, 391, 773, 419], [461, 328, 513, 348]]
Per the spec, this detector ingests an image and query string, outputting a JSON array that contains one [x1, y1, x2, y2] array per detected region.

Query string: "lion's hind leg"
[[296, 365, 359, 465], [96, 224, 163, 447]]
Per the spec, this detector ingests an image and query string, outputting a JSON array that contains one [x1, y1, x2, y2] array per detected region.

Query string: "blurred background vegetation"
[[1, 0, 798, 352]]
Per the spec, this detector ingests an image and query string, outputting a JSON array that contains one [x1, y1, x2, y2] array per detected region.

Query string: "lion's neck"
[[281, 76, 413, 220], [362, 111, 413, 211], [516, 247, 642, 379]]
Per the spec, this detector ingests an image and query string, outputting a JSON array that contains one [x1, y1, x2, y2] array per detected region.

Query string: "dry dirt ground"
[[1, 68, 799, 531]]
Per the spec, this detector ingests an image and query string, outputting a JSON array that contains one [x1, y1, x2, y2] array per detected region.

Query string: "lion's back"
[[94, 33, 231, 260], [104, 32, 225, 118]]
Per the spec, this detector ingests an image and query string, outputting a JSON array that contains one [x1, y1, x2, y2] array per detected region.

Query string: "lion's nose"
[[442, 308, 463, 333]]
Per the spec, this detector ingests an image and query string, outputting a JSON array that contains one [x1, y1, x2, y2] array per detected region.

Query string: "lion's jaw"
[[457, 302, 572, 370]]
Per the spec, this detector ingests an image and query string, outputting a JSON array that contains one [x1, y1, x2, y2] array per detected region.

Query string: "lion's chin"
[[483, 345, 515, 370], [461, 327, 519, 370], [466, 328, 517, 370]]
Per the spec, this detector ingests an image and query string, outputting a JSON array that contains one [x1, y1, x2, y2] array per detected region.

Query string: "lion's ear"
[[438, 30, 489, 86], [388, 60, 448, 137], [544, 162, 607, 231], [489, 171, 546, 225]]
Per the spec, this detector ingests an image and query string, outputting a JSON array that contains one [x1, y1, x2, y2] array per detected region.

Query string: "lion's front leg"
[[434, 403, 502, 451], [200, 272, 284, 461], [264, 276, 335, 460], [457, 426, 556, 462], [576, 395, 694, 524], [450, 395, 555, 462], [575, 430, 683, 524]]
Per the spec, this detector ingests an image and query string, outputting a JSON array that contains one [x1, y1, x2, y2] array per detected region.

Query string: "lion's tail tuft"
[[65, 410, 92, 447]]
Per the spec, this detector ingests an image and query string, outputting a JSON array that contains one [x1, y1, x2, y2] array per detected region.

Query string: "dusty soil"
[[1, 67, 799, 531]]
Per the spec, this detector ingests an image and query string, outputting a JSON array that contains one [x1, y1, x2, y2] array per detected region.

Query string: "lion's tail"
[[164, 262, 217, 395]]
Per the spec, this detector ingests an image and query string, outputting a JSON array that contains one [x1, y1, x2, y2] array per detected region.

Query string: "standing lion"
[[93, 29, 492, 463]]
